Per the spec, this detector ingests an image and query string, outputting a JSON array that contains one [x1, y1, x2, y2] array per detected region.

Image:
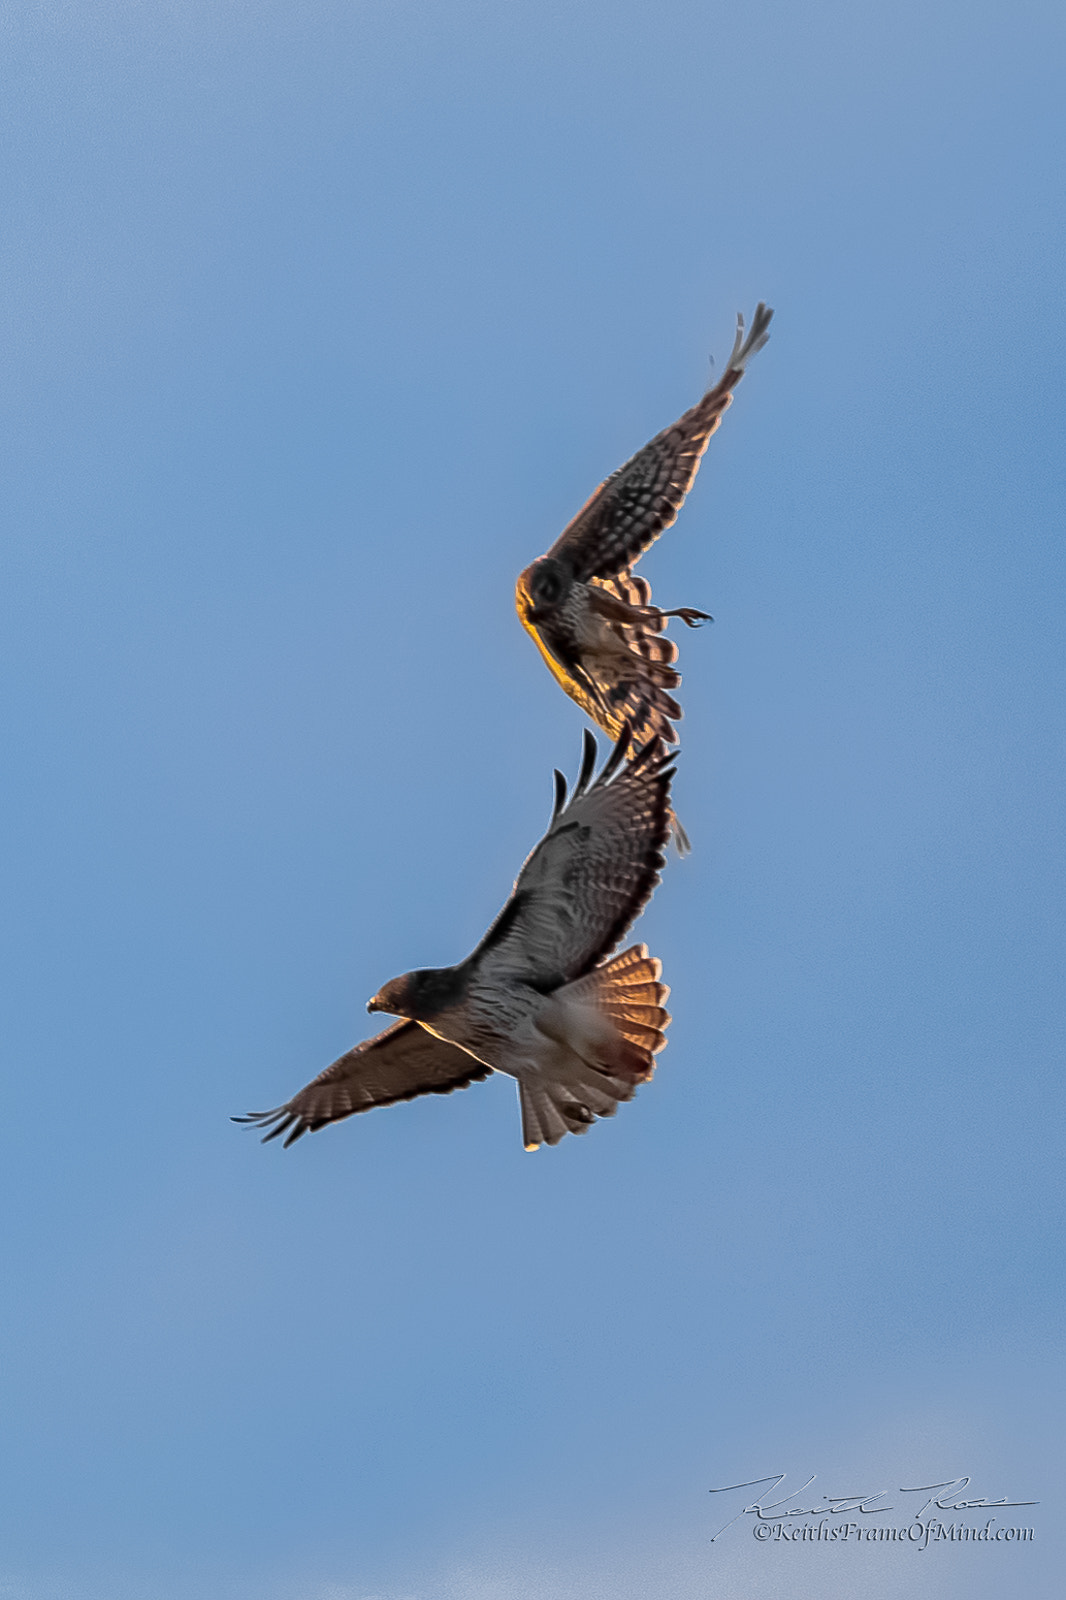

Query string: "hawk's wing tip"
[[232, 1107, 299, 1145]]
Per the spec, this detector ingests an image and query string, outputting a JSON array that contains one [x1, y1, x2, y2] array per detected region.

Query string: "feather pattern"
[[469, 729, 673, 986], [546, 302, 773, 581]]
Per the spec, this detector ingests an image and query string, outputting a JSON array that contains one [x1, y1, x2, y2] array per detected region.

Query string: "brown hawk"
[[515, 303, 772, 848], [236, 729, 674, 1151]]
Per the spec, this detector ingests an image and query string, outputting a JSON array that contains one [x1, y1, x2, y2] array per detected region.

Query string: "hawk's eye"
[[534, 566, 563, 605]]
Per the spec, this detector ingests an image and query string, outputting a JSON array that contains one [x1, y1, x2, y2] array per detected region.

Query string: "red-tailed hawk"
[[515, 303, 772, 848], [236, 730, 674, 1151]]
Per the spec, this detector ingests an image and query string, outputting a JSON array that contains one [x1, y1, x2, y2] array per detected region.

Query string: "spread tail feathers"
[[519, 945, 670, 1149]]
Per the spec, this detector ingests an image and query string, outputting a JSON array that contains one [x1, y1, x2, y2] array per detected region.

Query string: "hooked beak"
[[366, 993, 386, 1014]]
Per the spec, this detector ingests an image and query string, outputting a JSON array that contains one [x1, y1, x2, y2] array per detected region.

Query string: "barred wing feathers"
[[234, 1019, 490, 1147], [472, 730, 674, 988], [548, 303, 773, 583], [590, 570, 684, 748], [516, 570, 686, 748]]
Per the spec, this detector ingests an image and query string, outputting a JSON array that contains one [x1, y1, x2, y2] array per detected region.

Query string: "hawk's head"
[[515, 557, 573, 622], [367, 966, 463, 1021]]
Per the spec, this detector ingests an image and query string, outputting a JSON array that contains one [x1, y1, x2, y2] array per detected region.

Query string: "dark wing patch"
[[548, 304, 772, 583], [234, 1019, 491, 1148], [470, 731, 674, 987]]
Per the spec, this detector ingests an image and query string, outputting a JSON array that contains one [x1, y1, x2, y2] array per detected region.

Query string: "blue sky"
[[0, 2, 1063, 1596]]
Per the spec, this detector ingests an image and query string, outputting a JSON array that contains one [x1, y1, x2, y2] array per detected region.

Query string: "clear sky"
[[1, 2, 1062, 1597]]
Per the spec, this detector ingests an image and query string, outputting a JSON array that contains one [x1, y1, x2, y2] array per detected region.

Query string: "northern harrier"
[[516, 303, 772, 847], [236, 730, 674, 1151]]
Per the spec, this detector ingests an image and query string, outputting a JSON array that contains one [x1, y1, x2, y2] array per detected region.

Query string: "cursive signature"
[[708, 1473, 1038, 1542], [902, 1477, 1040, 1521]]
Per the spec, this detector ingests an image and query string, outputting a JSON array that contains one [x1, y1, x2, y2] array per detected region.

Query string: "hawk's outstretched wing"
[[470, 729, 674, 988], [547, 303, 773, 583], [234, 1019, 491, 1146]]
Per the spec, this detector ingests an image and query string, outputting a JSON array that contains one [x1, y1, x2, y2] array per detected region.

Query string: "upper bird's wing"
[[547, 303, 772, 582], [234, 1019, 491, 1147], [470, 730, 674, 988]]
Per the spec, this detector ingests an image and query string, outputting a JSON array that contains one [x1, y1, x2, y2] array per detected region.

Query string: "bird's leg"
[[587, 587, 711, 631], [656, 606, 712, 628]]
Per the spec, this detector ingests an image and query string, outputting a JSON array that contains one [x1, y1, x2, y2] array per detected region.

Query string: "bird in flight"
[[236, 729, 675, 1151], [515, 303, 772, 849]]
